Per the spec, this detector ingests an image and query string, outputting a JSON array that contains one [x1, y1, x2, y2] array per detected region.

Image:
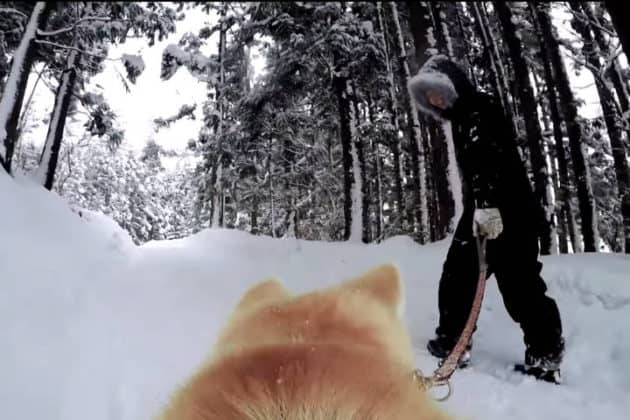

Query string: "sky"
[[17, 3, 620, 161]]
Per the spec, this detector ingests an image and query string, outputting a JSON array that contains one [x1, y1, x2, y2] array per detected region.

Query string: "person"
[[407, 55, 565, 384]]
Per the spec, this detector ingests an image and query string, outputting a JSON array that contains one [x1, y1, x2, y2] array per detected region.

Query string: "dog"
[[157, 264, 455, 419]]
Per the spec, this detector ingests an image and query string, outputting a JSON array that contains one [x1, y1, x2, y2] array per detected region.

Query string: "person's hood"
[[407, 54, 476, 121]]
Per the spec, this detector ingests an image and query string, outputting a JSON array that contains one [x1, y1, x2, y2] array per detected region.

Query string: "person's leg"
[[428, 211, 481, 361], [489, 231, 564, 370]]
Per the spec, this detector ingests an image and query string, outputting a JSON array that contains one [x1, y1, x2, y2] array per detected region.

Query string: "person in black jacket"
[[407, 55, 565, 383]]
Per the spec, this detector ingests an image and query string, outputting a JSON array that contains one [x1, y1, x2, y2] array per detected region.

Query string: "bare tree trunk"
[[35, 49, 79, 190], [210, 4, 227, 228], [376, 1, 405, 232], [350, 82, 369, 243], [571, 2, 630, 253], [530, 4, 577, 254], [392, 1, 429, 242], [0, 2, 52, 173], [533, 71, 561, 254], [251, 192, 259, 235], [406, 1, 433, 69], [366, 95, 383, 241], [535, 3, 598, 252], [428, 2, 449, 56], [585, 3, 630, 134], [333, 60, 355, 241], [495, 1, 554, 255]]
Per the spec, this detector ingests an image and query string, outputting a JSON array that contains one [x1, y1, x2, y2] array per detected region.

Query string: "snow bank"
[[1, 172, 629, 420]]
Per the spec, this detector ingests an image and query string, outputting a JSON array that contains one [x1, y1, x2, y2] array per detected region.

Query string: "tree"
[[529, 2, 577, 253], [495, 2, 554, 255], [391, 2, 428, 242], [0, 2, 53, 173], [34, 48, 79, 189], [375, 1, 404, 233], [534, 3, 598, 252], [569, 2, 630, 253], [31, 2, 176, 190], [603, 0, 630, 60]]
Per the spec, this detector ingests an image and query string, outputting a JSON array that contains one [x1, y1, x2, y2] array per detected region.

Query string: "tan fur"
[[157, 264, 455, 420]]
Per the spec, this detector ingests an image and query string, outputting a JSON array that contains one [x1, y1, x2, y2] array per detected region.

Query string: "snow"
[[0, 2, 47, 160], [2, 159, 630, 420], [360, 20, 373, 36]]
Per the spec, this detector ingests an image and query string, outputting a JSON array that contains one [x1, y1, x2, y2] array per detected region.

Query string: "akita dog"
[[157, 264, 455, 419]]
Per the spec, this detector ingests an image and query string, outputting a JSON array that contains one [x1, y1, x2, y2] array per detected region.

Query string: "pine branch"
[[37, 16, 112, 37], [0, 8, 28, 20], [562, 4, 618, 38], [34, 39, 122, 62]]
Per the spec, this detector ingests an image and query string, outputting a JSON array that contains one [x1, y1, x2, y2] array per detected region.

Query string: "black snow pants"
[[435, 209, 564, 358]]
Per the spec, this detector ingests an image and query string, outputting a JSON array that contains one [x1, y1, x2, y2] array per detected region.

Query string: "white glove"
[[473, 208, 503, 239]]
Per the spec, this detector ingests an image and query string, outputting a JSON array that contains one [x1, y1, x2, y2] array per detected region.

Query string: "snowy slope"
[[1, 172, 629, 420]]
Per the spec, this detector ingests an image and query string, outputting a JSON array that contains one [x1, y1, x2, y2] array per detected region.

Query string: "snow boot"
[[514, 346, 563, 385], [427, 336, 472, 369]]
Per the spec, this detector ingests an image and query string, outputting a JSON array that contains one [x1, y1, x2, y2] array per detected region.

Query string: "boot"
[[427, 335, 472, 368], [515, 341, 564, 384]]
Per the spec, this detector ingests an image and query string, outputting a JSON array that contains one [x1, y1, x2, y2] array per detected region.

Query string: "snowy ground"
[[1, 171, 629, 420]]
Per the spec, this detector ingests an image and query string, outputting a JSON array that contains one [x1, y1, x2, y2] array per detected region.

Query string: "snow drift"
[[1, 171, 629, 420]]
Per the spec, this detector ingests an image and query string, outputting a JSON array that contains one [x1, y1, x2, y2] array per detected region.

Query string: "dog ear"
[[234, 278, 290, 314], [342, 264, 404, 316]]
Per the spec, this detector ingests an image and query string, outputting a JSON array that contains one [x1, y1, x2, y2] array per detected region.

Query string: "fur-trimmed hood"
[[407, 55, 476, 121]]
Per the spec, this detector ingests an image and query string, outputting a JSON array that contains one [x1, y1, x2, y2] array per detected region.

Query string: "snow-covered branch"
[[0, 8, 27, 20], [34, 39, 121, 62], [562, 5, 618, 39], [36, 16, 112, 37]]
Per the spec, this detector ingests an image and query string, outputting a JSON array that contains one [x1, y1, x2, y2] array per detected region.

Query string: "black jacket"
[[408, 55, 543, 229]]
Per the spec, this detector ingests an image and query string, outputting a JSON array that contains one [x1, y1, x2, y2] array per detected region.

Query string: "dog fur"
[[157, 264, 455, 420]]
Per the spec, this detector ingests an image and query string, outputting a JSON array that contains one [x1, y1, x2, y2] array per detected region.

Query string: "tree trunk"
[[571, 2, 630, 253], [442, 2, 468, 66], [535, 3, 598, 252], [533, 71, 561, 254], [530, 2, 578, 254], [392, 2, 428, 242], [585, 3, 630, 134], [0, 2, 52, 174], [428, 2, 449, 56], [420, 117, 436, 240], [350, 82, 369, 243], [374, 143, 383, 241], [376, 1, 405, 233], [209, 3, 227, 228], [405, 2, 457, 236], [251, 193, 259, 235], [333, 66, 355, 241], [495, 1, 554, 255], [406, 1, 433, 69], [367, 95, 384, 242], [454, 3, 480, 87], [603, 0, 630, 60], [35, 49, 79, 190]]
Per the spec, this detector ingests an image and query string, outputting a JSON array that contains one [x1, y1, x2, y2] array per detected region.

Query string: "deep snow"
[[1, 171, 629, 420]]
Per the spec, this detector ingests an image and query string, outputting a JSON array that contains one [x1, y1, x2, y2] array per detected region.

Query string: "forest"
[[1, 1, 629, 255]]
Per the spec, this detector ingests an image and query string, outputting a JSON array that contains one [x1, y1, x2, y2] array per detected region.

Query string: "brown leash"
[[413, 235, 488, 401]]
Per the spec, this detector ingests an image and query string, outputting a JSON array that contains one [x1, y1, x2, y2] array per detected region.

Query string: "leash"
[[412, 235, 488, 401]]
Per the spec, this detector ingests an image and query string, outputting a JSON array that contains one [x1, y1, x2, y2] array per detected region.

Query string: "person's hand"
[[473, 208, 503, 239]]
